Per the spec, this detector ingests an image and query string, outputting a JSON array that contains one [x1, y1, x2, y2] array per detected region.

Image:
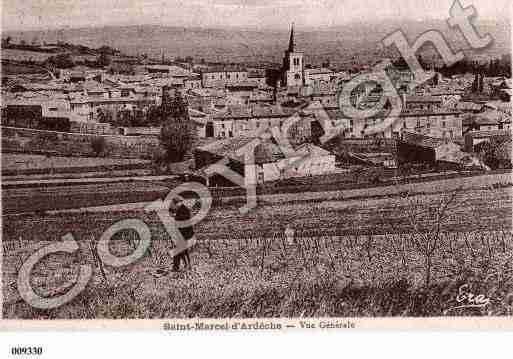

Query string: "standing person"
[[171, 197, 194, 271]]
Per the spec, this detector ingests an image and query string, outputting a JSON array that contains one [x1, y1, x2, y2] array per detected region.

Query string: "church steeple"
[[288, 23, 295, 52], [282, 22, 303, 87]]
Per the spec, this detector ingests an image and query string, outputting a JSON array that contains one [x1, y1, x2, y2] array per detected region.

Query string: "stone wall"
[[2, 126, 160, 159]]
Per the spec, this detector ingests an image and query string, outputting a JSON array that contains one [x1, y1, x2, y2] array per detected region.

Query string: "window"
[[442, 121, 446, 128]]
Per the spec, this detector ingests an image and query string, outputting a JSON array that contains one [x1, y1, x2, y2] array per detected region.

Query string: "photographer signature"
[[444, 284, 491, 314]]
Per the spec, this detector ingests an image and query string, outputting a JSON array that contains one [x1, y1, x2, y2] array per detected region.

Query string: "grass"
[[2, 187, 513, 318], [1, 49, 55, 62], [1, 62, 47, 75], [2, 153, 150, 173]]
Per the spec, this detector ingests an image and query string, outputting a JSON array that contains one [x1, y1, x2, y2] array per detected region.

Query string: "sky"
[[2, 0, 511, 31]]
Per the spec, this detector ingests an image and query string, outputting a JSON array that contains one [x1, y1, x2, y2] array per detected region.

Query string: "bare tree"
[[401, 188, 460, 287]]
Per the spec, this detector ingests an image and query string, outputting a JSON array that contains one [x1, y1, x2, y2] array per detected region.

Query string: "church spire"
[[288, 23, 295, 52]]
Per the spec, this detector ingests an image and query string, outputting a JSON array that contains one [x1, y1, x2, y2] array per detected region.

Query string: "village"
[[2, 25, 512, 201]]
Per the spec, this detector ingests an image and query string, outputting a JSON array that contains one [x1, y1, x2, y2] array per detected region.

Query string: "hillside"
[[3, 19, 510, 67]]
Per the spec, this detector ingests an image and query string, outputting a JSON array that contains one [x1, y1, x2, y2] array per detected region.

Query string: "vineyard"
[[2, 186, 513, 318]]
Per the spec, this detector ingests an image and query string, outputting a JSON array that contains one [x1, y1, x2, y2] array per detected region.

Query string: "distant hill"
[[4, 19, 510, 68]]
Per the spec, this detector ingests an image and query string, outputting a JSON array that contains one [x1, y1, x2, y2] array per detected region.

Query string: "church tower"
[[282, 24, 304, 87]]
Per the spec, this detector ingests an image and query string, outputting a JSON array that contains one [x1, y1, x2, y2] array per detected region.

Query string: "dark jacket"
[[175, 203, 194, 240]]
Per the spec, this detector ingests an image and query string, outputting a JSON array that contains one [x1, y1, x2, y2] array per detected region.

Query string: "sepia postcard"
[[1, 0, 512, 334]]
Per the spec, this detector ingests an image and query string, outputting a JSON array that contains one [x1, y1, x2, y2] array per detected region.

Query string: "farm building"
[[396, 131, 461, 167], [59, 67, 106, 83], [246, 142, 336, 185], [194, 137, 254, 187], [462, 109, 511, 133], [464, 129, 512, 153], [474, 139, 512, 170], [201, 66, 249, 88], [464, 130, 512, 169], [303, 67, 335, 87], [207, 107, 312, 145], [194, 137, 336, 187], [304, 100, 463, 140], [2, 101, 82, 132]]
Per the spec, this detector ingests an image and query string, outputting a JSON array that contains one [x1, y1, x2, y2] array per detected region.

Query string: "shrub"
[[151, 147, 169, 174], [160, 121, 193, 163], [90, 136, 106, 157]]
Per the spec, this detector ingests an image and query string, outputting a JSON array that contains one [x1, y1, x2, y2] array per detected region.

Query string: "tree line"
[[96, 89, 194, 165], [438, 56, 511, 78], [391, 53, 512, 78]]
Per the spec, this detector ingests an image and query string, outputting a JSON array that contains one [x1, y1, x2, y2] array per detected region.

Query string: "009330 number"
[[11, 347, 43, 356]]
